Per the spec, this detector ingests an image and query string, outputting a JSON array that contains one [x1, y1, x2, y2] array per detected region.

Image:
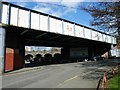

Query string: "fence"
[[97, 64, 120, 90]]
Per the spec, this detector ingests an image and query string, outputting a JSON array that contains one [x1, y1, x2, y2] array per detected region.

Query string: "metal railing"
[[97, 64, 119, 90]]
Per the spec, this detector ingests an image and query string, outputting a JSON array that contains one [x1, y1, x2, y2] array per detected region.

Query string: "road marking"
[[56, 75, 79, 87], [81, 71, 93, 76]]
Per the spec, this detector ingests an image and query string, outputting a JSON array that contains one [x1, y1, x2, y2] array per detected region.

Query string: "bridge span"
[[0, 2, 117, 72]]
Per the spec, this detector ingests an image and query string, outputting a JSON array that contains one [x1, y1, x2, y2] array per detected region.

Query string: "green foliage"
[[1, 23, 8, 27], [109, 71, 120, 89]]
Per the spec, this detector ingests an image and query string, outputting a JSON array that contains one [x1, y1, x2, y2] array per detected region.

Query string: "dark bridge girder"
[[5, 26, 111, 48]]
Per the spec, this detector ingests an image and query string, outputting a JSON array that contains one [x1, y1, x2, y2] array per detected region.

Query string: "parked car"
[[44, 53, 52, 64], [93, 56, 104, 61], [53, 53, 62, 64], [34, 54, 43, 65]]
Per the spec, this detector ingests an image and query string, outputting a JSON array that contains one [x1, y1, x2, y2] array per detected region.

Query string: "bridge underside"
[[4, 26, 111, 72], [6, 26, 111, 47]]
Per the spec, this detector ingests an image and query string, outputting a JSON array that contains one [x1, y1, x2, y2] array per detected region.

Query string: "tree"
[[82, 2, 120, 44]]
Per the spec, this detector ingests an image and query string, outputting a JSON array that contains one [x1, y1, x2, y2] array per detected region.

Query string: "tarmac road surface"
[[2, 59, 119, 89]]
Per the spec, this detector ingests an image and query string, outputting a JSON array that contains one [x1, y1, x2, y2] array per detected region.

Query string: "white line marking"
[[56, 75, 79, 87]]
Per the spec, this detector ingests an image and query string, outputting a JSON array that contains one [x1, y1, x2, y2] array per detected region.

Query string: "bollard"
[[101, 78, 105, 90], [112, 68, 115, 75], [104, 72, 107, 83]]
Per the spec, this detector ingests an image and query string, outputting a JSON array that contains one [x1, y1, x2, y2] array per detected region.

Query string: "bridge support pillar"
[[61, 47, 69, 60], [5, 31, 25, 72], [0, 27, 6, 74]]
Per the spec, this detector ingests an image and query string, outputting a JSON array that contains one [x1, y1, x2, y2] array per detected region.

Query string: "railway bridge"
[[0, 2, 117, 73]]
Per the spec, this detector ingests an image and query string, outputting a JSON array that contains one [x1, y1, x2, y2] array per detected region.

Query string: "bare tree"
[[82, 2, 120, 44]]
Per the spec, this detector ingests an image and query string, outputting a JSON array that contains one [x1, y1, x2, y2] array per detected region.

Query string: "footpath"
[[1, 66, 43, 76]]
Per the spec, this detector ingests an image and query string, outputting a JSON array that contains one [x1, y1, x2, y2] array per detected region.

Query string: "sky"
[[3, 0, 95, 29]]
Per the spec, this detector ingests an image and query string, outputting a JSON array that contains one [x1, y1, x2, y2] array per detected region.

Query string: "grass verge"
[[108, 71, 120, 90]]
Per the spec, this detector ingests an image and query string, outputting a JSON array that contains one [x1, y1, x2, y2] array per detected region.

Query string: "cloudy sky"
[[3, 0, 95, 29]]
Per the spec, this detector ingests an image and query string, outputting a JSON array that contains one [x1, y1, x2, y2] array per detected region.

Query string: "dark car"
[[34, 54, 43, 65], [44, 53, 52, 64], [93, 56, 104, 61], [53, 53, 62, 64]]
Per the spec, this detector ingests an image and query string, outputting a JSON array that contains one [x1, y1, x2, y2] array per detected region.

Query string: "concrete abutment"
[[0, 27, 6, 74]]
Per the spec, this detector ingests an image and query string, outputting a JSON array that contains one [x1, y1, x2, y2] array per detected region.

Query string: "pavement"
[[1, 58, 120, 89], [3, 66, 43, 76]]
